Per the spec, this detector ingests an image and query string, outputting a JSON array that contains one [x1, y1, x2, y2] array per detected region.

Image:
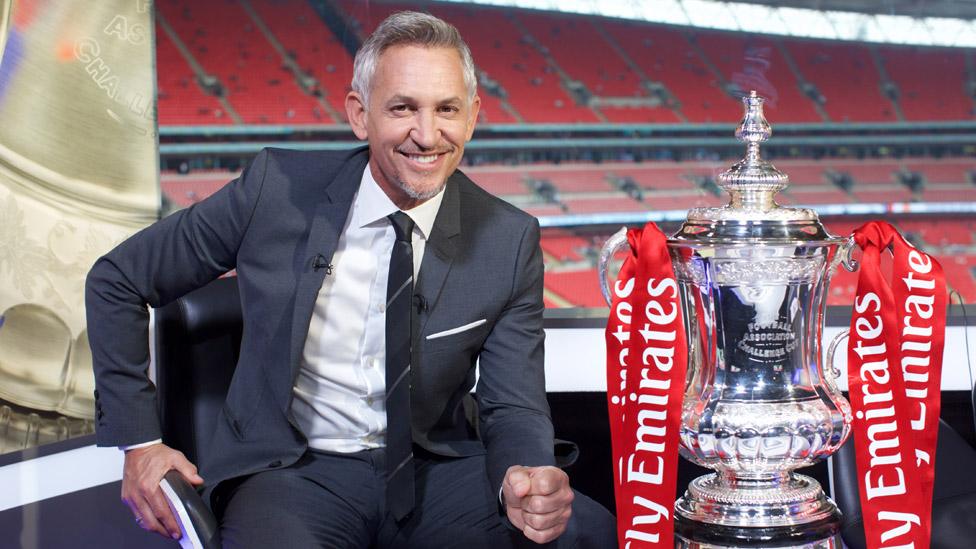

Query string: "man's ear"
[[465, 94, 481, 142], [346, 92, 369, 140]]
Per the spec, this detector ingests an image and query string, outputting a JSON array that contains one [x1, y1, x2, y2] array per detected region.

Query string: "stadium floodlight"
[[437, 0, 976, 47]]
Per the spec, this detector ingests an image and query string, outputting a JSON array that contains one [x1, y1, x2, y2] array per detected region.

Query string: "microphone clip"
[[312, 255, 333, 275], [413, 293, 428, 314]]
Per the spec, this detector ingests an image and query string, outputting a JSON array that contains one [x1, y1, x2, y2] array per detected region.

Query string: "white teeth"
[[408, 154, 437, 164]]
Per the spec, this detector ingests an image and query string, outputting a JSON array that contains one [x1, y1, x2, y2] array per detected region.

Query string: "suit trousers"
[[216, 447, 617, 549]]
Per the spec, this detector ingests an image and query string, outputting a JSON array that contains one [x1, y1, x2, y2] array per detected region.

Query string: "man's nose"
[[410, 110, 440, 149]]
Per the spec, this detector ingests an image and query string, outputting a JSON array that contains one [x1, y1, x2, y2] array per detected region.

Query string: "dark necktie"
[[385, 211, 415, 521]]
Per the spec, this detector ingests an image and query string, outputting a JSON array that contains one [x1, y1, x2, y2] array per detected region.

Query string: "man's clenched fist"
[[502, 465, 574, 544]]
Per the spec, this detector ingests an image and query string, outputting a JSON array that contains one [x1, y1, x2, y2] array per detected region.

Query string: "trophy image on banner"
[[0, 0, 158, 454], [599, 92, 946, 548]]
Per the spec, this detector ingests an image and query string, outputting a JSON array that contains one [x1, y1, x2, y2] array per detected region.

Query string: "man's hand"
[[502, 465, 574, 544], [122, 443, 204, 540]]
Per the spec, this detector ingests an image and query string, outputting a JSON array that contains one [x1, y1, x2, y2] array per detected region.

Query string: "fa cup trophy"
[[600, 91, 853, 545]]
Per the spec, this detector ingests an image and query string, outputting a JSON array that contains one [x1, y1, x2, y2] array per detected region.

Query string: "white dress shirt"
[[291, 165, 444, 453]]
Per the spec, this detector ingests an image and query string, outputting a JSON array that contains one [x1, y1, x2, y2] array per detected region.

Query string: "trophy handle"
[[839, 235, 859, 272], [824, 328, 849, 389], [598, 227, 630, 306]]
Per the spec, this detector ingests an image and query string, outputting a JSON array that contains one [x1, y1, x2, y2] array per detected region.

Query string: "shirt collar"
[[352, 163, 445, 240]]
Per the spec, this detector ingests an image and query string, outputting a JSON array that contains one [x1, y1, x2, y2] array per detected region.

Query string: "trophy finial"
[[717, 91, 789, 211], [736, 90, 771, 147]]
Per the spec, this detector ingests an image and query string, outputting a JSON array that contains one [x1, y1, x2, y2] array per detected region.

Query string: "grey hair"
[[351, 11, 477, 108]]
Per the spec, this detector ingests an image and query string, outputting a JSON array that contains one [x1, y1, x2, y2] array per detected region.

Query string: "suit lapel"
[[415, 172, 462, 336], [287, 150, 368, 389]]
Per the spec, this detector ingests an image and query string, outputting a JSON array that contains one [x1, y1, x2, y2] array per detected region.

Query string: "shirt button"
[[378, 303, 386, 313], [365, 396, 374, 405]]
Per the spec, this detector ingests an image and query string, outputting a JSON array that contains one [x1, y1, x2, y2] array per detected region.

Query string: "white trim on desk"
[[0, 445, 123, 512]]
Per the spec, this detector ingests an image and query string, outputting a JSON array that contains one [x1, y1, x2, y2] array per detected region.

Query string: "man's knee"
[[218, 469, 374, 549]]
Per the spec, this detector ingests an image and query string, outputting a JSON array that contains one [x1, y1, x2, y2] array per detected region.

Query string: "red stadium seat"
[[784, 41, 898, 122]]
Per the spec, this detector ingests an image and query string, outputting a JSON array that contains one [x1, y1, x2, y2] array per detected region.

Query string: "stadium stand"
[[692, 32, 823, 123], [516, 13, 681, 123], [155, 22, 232, 125], [539, 231, 590, 263], [152, 1, 976, 309], [908, 159, 975, 184], [154, 1, 976, 126], [161, 170, 239, 207], [334, 0, 599, 123], [158, 0, 325, 124], [249, 0, 353, 121], [877, 45, 974, 121], [783, 40, 899, 122], [603, 20, 741, 123]]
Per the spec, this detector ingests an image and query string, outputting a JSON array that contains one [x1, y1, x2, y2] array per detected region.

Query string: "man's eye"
[[391, 105, 410, 113], [439, 106, 459, 114]]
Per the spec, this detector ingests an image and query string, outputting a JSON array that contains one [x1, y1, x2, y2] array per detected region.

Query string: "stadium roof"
[[737, 0, 976, 20], [440, 0, 976, 47]]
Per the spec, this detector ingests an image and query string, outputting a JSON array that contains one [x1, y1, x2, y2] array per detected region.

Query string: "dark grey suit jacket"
[[86, 147, 554, 504]]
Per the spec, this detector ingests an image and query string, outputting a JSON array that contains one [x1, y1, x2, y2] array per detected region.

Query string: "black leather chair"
[[152, 276, 578, 549], [155, 276, 241, 549], [831, 418, 976, 548]]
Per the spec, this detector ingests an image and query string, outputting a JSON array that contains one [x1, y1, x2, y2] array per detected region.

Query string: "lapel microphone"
[[312, 255, 333, 275], [413, 294, 428, 314]]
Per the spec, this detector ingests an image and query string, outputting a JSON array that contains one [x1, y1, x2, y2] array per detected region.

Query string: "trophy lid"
[[672, 91, 835, 244]]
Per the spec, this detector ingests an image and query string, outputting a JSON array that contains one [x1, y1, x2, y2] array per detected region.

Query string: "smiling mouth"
[[403, 153, 439, 164]]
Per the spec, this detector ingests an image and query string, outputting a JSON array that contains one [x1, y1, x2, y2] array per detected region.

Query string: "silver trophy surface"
[[600, 91, 854, 542]]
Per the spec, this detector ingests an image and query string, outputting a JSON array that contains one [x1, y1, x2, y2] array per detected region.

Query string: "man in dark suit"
[[87, 11, 614, 548]]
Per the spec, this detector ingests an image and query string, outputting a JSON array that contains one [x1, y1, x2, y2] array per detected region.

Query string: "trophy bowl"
[[600, 92, 854, 540]]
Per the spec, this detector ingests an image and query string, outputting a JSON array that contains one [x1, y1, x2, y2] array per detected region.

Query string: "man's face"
[[346, 45, 480, 210]]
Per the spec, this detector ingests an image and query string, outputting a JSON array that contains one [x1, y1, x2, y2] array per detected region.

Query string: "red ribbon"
[[605, 222, 688, 547], [847, 221, 947, 549]]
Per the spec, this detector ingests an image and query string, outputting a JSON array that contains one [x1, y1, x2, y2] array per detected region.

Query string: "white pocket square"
[[426, 319, 487, 340]]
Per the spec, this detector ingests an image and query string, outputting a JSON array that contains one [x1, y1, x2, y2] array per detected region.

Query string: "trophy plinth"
[[674, 472, 839, 529]]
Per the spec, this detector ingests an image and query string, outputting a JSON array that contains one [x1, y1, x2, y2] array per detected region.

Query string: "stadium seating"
[[516, 13, 681, 123], [160, 170, 239, 207], [158, 0, 324, 124], [908, 160, 975, 184], [249, 0, 353, 121], [693, 33, 822, 123], [539, 232, 590, 262], [783, 40, 898, 122], [544, 269, 608, 308], [154, 2, 976, 126], [603, 20, 741, 123], [528, 168, 615, 193], [898, 218, 975, 246], [878, 45, 974, 121], [463, 166, 530, 196], [151, 2, 976, 309], [155, 24, 232, 125], [335, 0, 597, 123]]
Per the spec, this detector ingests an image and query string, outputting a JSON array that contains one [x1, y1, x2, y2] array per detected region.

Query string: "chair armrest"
[[159, 470, 222, 549]]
